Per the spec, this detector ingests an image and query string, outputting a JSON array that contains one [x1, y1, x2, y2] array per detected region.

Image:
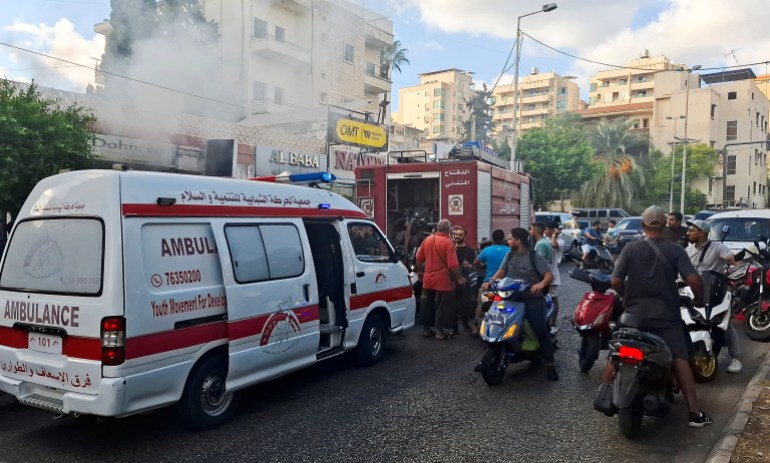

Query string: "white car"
[[706, 209, 770, 252], [534, 212, 582, 257]]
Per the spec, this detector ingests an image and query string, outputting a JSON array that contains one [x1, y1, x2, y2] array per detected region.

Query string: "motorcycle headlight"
[[498, 290, 514, 299], [479, 320, 486, 333]]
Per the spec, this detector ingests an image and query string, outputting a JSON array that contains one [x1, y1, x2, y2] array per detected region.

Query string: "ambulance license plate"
[[28, 333, 62, 355]]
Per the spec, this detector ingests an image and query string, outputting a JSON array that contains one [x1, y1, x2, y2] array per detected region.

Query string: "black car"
[[611, 216, 644, 253]]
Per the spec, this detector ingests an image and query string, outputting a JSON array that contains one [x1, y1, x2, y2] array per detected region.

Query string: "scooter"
[[678, 272, 731, 382], [570, 267, 619, 372], [595, 313, 676, 439], [477, 277, 555, 386], [569, 243, 614, 274]]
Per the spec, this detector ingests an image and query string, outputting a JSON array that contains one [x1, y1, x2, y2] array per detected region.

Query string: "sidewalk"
[[707, 348, 770, 463]]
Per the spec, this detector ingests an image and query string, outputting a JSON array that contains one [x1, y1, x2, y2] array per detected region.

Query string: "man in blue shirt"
[[470, 229, 509, 335], [582, 220, 604, 266]]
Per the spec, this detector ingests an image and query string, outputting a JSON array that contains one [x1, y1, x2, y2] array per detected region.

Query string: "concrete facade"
[[392, 68, 474, 143]]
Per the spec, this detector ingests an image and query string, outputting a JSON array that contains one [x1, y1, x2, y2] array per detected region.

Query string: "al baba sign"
[[328, 113, 388, 150]]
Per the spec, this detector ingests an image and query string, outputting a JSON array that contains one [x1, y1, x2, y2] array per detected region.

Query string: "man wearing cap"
[[685, 219, 742, 373], [603, 206, 713, 428]]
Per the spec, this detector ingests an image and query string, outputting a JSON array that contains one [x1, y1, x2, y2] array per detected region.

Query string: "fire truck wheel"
[[178, 355, 241, 430], [355, 313, 387, 366]]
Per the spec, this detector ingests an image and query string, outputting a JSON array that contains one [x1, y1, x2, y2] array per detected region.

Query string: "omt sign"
[[328, 113, 388, 150]]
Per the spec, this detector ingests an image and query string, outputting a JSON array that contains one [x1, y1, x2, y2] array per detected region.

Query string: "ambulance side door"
[[217, 219, 319, 391]]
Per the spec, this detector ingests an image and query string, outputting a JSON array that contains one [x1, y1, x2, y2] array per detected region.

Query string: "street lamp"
[[510, 3, 558, 169], [680, 64, 702, 213], [666, 114, 685, 212]]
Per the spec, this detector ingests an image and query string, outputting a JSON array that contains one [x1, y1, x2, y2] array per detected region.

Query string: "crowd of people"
[[412, 205, 746, 427]]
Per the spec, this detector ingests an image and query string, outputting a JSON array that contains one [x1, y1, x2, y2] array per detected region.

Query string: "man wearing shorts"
[[544, 222, 564, 334]]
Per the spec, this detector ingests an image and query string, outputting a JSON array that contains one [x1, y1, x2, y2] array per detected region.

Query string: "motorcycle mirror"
[[395, 245, 406, 262], [734, 249, 747, 261]]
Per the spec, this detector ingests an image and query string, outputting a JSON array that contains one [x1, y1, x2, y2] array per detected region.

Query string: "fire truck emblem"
[[358, 198, 374, 218], [448, 194, 464, 215], [260, 297, 301, 354]]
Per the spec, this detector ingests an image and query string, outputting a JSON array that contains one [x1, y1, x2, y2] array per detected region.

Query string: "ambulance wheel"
[[355, 313, 386, 366], [178, 355, 240, 430]]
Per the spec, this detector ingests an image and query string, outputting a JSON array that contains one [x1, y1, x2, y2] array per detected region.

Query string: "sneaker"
[[549, 326, 559, 336], [727, 358, 743, 373], [688, 411, 713, 428], [546, 365, 559, 381]]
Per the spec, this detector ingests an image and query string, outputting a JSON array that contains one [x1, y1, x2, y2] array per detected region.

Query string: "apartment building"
[[392, 68, 474, 143], [490, 69, 580, 137], [651, 68, 770, 208], [576, 53, 684, 154]]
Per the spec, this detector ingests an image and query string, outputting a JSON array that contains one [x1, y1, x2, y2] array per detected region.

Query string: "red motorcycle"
[[737, 245, 770, 341], [570, 267, 619, 372]]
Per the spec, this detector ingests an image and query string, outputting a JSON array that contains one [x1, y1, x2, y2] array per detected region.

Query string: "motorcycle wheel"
[[480, 344, 507, 386], [578, 333, 601, 373], [599, 260, 614, 275], [689, 345, 717, 383], [618, 405, 643, 439], [744, 302, 770, 342]]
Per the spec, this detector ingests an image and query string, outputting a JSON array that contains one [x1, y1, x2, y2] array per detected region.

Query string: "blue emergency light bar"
[[250, 172, 336, 184]]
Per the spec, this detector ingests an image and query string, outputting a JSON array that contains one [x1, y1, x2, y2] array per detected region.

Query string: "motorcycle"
[[569, 243, 614, 274], [741, 242, 770, 341], [476, 277, 555, 386], [596, 314, 676, 439], [678, 272, 731, 382], [570, 267, 619, 372]]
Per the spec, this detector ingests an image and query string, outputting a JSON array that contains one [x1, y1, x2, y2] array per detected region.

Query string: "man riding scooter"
[[598, 206, 713, 428]]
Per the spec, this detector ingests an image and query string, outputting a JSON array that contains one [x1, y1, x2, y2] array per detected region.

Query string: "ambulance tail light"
[[101, 316, 126, 366]]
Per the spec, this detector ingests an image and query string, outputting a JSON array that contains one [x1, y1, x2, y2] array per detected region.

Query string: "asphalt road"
[[0, 261, 767, 463]]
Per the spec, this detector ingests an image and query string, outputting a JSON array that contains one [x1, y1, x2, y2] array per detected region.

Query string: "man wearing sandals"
[[415, 219, 466, 340]]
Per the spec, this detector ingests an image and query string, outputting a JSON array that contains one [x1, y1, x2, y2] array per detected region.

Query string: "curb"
[[706, 350, 770, 463]]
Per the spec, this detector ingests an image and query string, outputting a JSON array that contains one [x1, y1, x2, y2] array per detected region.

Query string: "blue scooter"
[[477, 277, 555, 386]]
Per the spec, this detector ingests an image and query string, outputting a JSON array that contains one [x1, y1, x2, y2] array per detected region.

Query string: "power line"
[[2, 65, 82, 71]]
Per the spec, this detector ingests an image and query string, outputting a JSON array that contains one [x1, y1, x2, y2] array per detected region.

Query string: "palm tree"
[[574, 120, 649, 209], [379, 39, 410, 80]]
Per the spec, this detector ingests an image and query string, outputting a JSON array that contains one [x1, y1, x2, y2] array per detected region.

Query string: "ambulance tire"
[[354, 313, 387, 366], [178, 355, 240, 430]]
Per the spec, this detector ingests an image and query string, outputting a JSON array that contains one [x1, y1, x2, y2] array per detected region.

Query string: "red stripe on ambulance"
[[350, 286, 413, 311]]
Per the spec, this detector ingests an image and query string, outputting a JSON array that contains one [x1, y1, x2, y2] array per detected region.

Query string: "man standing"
[[415, 219, 466, 340], [452, 226, 476, 334], [484, 228, 558, 381], [545, 222, 565, 334], [582, 221, 604, 266], [472, 229, 509, 335], [685, 219, 742, 373], [531, 222, 553, 268], [664, 211, 689, 247], [605, 206, 712, 427]]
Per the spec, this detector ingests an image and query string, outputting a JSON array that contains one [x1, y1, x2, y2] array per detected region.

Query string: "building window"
[[432, 125, 444, 134], [754, 182, 757, 194], [434, 88, 445, 97], [433, 113, 444, 122], [602, 81, 609, 87], [559, 87, 567, 95], [727, 155, 736, 174], [618, 79, 627, 85], [343, 43, 355, 63], [275, 87, 285, 105], [642, 118, 649, 128], [433, 101, 444, 109], [275, 26, 285, 42], [527, 116, 535, 123], [728, 91, 737, 100], [556, 100, 566, 110], [711, 104, 717, 119], [636, 75, 647, 83], [590, 83, 597, 92], [365, 62, 375, 76], [253, 18, 267, 39], [726, 120, 738, 141], [725, 185, 735, 201], [253, 81, 265, 102]]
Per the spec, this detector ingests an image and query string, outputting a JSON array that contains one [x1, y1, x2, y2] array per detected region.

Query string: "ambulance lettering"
[[4, 300, 79, 327], [160, 237, 217, 257]]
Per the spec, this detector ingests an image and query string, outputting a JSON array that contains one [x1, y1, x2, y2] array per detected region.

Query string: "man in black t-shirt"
[[604, 206, 712, 428], [453, 226, 476, 334]]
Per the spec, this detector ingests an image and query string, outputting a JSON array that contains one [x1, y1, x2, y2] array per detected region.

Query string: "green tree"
[[648, 143, 718, 213], [515, 114, 598, 209], [574, 120, 649, 210], [379, 39, 410, 80], [490, 136, 511, 161], [0, 80, 98, 217], [461, 83, 493, 144]]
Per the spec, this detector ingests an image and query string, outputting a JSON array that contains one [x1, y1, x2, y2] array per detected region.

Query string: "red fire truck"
[[354, 149, 533, 256]]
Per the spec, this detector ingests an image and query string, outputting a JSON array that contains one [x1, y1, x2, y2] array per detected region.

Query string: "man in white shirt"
[[545, 222, 565, 334], [685, 219, 742, 373]]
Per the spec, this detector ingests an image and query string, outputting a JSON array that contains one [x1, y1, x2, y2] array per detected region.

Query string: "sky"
[[2, 0, 770, 113]]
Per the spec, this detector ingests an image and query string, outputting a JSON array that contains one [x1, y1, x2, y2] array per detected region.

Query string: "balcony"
[[520, 93, 549, 104], [365, 23, 393, 48], [251, 35, 311, 66], [364, 64, 391, 94], [272, 0, 311, 13]]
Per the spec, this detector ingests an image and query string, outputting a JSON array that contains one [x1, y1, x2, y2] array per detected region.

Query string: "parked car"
[[571, 208, 630, 227], [535, 212, 580, 257], [612, 216, 644, 254], [694, 210, 719, 221], [706, 210, 770, 252]]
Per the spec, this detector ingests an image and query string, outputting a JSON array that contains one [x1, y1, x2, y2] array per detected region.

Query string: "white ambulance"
[[0, 170, 415, 429]]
